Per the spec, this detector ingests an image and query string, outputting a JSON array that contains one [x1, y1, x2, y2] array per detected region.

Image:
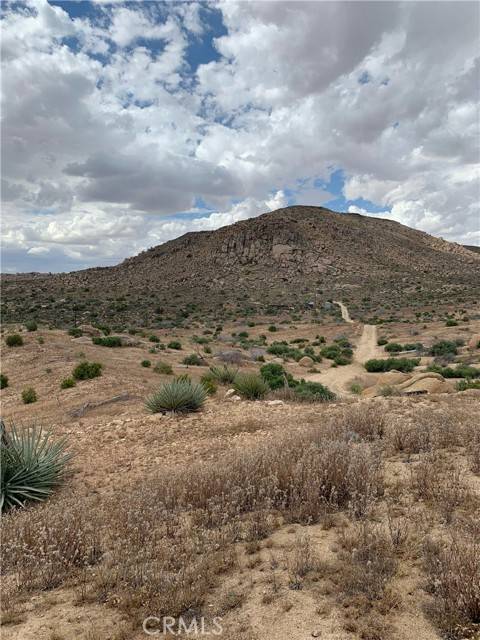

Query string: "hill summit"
[[2, 206, 479, 326]]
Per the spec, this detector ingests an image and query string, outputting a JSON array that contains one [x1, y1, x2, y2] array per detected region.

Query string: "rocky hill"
[[2, 206, 479, 327]]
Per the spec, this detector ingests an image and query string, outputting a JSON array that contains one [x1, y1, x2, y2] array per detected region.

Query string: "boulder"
[[377, 371, 410, 386], [397, 372, 452, 395], [298, 356, 314, 368], [78, 324, 101, 337]]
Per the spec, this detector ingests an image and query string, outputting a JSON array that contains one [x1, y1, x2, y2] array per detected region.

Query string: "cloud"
[[1, 0, 478, 272]]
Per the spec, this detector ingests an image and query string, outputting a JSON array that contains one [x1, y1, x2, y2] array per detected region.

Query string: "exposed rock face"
[[2, 206, 479, 326]]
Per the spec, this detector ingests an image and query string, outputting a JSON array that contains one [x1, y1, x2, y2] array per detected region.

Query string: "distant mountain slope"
[[2, 206, 479, 326]]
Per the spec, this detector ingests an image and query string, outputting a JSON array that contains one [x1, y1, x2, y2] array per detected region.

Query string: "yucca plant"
[[145, 379, 207, 413], [209, 365, 238, 384], [233, 373, 269, 400], [1, 420, 73, 511]]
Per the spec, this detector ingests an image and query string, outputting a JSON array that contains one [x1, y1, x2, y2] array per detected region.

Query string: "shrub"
[[364, 357, 420, 373], [167, 341, 182, 350], [350, 382, 362, 395], [423, 535, 480, 638], [377, 337, 388, 346], [428, 364, 480, 379], [25, 320, 37, 332], [141, 360, 151, 368], [182, 354, 204, 366], [445, 319, 458, 327], [0, 422, 72, 511], [21, 387, 37, 404], [456, 379, 480, 391], [145, 380, 207, 413], [430, 340, 458, 357], [234, 373, 269, 400], [268, 325, 277, 332], [385, 342, 403, 353], [154, 361, 173, 375], [292, 380, 335, 402], [149, 335, 160, 343], [37, 336, 44, 345], [200, 374, 217, 395], [68, 327, 82, 338], [5, 334, 23, 347], [260, 363, 295, 390], [208, 365, 238, 384], [1, 374, 8, 390], [92, 336, 122, 347], [60, 378, 76, 389], [72, 361, 102, 380]]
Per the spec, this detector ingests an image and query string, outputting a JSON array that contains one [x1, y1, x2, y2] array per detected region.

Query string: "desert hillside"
[[2, 207, 479, 327]]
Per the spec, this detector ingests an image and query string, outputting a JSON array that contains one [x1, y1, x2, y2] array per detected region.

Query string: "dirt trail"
[[306, 303, 382, 396], [333, 300, 353, 323]]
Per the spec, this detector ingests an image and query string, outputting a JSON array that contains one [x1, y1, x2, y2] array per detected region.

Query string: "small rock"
[[311, 632, 321, 638], [224, 389, 236, 398], [265, 400, 285, 406]]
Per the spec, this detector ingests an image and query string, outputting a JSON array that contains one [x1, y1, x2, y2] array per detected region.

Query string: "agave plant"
[[233, 373, 269, 400], [145, 379, 207, 413], [1, 420, 73, 511]]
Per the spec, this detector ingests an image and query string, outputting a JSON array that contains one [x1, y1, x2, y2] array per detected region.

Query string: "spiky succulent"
[[233, 373, 269, 400], [145, 379, 207, 413], [1, 420, 73, 511], [208, 365, 238, 384]]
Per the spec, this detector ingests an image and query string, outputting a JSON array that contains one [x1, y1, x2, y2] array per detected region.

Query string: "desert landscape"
[[2, 239, 480, 639]]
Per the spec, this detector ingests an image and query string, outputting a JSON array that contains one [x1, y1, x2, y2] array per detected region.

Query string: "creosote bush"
[[364, 357, 420, 373], [141, 359, 151, 368], [60, 377, 76, 389], [167, 341, 182, 350], [145, 379, 207, 413], [154, 361, 173, 375], [72, 361, 103, 380], [21, 387, 37, 404], [5, 334, 23, 347], [182, 353, 204, 366], [25, 320, 38, 332], [92, 336, 122, 347]]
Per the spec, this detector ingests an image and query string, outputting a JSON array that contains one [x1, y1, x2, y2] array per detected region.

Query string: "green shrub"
[[145, 379, 207, 413], [385, 342, 403, 353], [72, 361, 103, 380], [6, 334, 23, 347], [60, 377, 76, 389], [208, 365, 238, 384], [445, 319, 458, 327], [292, 380, 335, 402], [141, 360, 151, 368], [350, 382, 362, 395], [364, 358, 420, 373], [149, 335, 160, 343], [430, 341, 458, 357], [21, 387, 37, 404], [377, 338, 388, 346], [92, 336, 122, 347], [1, 374, 9, 389], [268, 325, 277, 332], [68, 327, 82, 338], [25, 320, 38, 332], [200, 374, 217, 395], [238, 331, 249, 338], [234, 373, 269, 400], [427, 364, 480, 379], [154, 361, 173, 375], [456, 379, 480, 391], [182, 354, 204, 366], [167, 341, 182, 350], [0, 421, 72, 511], [334, 355, 350, 366], [37, 336, 44, 345], [260, 363, 295, 390]]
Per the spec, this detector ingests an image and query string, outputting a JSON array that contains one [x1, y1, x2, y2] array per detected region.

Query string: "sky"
[[1, 0, 479, 273]]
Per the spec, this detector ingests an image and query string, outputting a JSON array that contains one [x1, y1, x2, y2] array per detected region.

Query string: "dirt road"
[[306, 303, 382, 395], [333, 300, 353, 323]]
